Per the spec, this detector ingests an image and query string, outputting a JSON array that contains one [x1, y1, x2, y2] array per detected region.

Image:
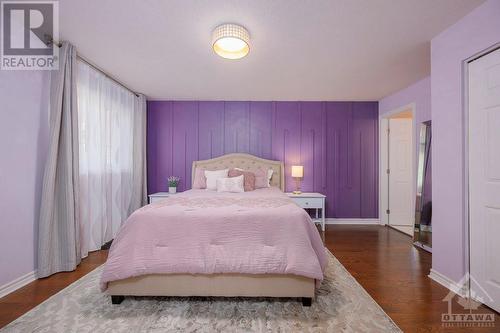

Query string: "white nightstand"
[[148, 192, 172, 204], [287, 192, 326, 231]]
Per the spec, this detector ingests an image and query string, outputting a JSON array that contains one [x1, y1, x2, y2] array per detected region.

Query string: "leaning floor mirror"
[[414, 121, 432, 252]]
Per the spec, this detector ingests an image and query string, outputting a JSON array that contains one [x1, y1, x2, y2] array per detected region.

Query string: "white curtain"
[[77, 61, 147, 256]]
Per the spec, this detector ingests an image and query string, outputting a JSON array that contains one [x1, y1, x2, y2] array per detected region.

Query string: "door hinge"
[[386, 168, 390, 174], [386, 209, 390, 215]]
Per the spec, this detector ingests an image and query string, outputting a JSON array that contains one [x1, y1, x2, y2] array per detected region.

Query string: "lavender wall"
[[148, 101, 379, 218], [431, 0, 500, 283], [379, 76, 432, 162], [378, 76, 432, 226], [379, 76, 431, 121], [0, 71, 49, 288]]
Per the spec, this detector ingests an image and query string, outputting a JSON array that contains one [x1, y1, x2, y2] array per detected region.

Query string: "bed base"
[[111, 295, 312, 306], [107, 273, 315, 306], [111, 295, 124, 304]]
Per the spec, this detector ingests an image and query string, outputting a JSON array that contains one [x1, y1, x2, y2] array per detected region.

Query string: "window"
[[77, 60, 141, 254]]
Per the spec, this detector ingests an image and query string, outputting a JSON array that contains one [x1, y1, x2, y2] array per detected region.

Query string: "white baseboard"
[[0, 270, 38, 299], [325, 218, 381, 225], [428, 269, 467, 298]]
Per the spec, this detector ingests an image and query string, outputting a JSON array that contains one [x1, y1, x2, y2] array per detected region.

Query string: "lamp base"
[[293, 178, 302, 195]]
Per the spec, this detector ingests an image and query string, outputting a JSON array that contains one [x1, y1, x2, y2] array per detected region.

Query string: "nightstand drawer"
[[148, 192, 171, 204], [291, 197, 323, 209], [149, 196, 168, 204]]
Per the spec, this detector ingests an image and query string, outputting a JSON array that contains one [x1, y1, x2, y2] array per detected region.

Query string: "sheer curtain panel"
[[77, 61, 147, 256]]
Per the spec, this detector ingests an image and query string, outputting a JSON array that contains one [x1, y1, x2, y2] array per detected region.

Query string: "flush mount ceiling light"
[[212, 23, 250, 60]]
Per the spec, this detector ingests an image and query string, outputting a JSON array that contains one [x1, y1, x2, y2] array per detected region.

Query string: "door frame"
[[463, 43, 500, 298], [379, 103, 416, 230]]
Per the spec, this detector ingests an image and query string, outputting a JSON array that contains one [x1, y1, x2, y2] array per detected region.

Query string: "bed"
[[101, 153, 327, 306]]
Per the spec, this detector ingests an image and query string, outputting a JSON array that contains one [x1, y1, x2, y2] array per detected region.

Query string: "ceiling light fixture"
[[212, 23, 250, 60]]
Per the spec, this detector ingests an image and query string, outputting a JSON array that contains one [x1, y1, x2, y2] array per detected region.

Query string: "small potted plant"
[[168, 176, 180, 194]]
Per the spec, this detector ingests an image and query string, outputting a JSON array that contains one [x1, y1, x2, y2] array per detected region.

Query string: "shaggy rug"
[[1, 251, 400, 332]]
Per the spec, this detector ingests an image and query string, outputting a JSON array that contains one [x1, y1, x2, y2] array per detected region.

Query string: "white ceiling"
[[59, 0, 484, 101]]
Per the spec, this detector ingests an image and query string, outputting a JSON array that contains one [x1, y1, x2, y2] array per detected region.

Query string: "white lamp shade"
[[212, 24, 250, 59], [291, 165, 304, 178]]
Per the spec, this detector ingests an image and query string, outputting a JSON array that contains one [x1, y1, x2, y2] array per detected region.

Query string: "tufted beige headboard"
[[192, 153, 285, 191]]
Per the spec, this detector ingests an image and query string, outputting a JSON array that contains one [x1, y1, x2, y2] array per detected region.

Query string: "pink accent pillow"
[[228, 169, 256, 191], [192, 168, 207, 189], [253, 168, 269, 189]]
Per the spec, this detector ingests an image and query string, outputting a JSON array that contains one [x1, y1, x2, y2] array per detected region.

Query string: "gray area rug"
[[2, 251, 400, 332]]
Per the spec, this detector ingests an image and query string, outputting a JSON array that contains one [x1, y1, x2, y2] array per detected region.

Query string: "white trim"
[[379, 118, 390, 226], [0, 270, 38, 299], [428, 269, 467, 298], [325, 218, 381, 225], [379, 103, 416, 230]]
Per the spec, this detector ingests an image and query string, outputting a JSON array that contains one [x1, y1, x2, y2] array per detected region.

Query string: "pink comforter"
[[100, 187, 327, 291]]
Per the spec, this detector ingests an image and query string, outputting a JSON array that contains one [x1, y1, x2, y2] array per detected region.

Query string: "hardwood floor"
[[0, 250, 108, 329], [326, 225, 498, 333], [0, 225, 497, 332]]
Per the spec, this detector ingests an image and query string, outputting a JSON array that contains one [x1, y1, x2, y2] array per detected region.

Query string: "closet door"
[[469, 48, 500, 313]]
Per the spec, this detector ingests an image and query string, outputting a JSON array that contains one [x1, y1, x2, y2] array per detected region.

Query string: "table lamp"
[[291, 165, 304, 194]]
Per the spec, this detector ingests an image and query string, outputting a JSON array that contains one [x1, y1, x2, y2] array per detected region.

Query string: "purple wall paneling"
[[198, 101, 225, 160], [249, 102, 273, 159], [147, 100, 379, 218], [323, 102, 378, 218], [326, 102, 351, 217], [224, 101, 250, 154], [354, 102, 379, 218], [300, 102, 326, 193], [172, 102, 199, 191], [273, 102, 302, 192], [148, 101, 172, 194], [146, 106, 158, 193]]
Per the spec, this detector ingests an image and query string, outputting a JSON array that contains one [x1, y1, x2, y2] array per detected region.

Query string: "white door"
[[388, 118, 413, 233], [469, 47, 500, 313]]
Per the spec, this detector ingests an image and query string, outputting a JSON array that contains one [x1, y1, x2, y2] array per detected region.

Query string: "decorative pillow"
[[253, 168, 270, 189], [205, 169, 229, 190], [228, 169, 256, 191], [192, 168, 207, 189], [216, 175, 244, 193]]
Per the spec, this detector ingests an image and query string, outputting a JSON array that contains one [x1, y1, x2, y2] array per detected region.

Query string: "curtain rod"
[[51, 39, 140, 97], [76, 55, 140, 97]]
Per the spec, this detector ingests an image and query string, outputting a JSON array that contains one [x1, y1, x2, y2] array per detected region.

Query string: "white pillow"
[[205, 169, 229, 190], [267, 169, 274, 187], [216, 175, 245, 193]]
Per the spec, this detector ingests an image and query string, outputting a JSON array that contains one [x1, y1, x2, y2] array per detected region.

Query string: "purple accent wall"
[[147, 101, 379, 218], [431, 0, 500, 283]]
